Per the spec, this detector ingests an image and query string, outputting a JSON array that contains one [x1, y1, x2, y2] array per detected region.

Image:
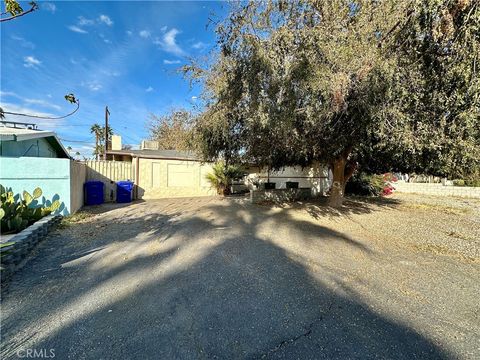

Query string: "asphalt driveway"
[[1, 194, 479, 359]]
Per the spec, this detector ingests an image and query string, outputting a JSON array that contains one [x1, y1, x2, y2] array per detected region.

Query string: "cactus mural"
[[0, 185, 61, 234]]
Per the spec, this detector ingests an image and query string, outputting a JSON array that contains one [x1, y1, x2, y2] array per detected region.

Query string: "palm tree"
[[205, 162, 245, 195], [90, 124, 102, 160], [90, 123, 114, 160]]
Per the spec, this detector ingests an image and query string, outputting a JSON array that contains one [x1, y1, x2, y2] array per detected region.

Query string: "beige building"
[[103, 136, 329, 200], [105, 137, 215, 199]]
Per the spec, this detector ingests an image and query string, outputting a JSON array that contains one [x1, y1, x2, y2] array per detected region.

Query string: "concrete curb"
[[1, 214, 62, 282]]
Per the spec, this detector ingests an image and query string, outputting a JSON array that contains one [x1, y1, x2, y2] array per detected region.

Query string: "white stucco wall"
[[245, 163, 330, 196]]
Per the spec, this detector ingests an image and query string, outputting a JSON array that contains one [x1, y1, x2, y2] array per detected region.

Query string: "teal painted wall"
[[0, 138, 58, 157], [0, 157, 72, 215]]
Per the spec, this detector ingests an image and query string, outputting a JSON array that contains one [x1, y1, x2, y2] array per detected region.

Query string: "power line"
[[60, 138, 94, 144]]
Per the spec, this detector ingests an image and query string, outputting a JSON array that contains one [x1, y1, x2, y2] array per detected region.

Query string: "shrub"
[[0, 185, 61, 234], [453, 178, 480, 187], [205, 162, 245, 195], [465, 179, 480, 187], [345, 173, 396, 196]]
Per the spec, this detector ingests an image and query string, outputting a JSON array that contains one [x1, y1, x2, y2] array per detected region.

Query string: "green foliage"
[[1, 0, 38, 22], [64, 93, 78, 104], [345, 174, 386, 197], [188, 0, 479, 201], [90, 123, 113, 158], [465, 179, 480, 187], [205, 162, 244, 195], [4, 0, 24, 16], [0, 185, 61, 234], [453, 178, 480, 187]]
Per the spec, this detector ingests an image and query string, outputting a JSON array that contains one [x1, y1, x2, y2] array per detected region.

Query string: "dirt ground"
[[1, 193, 479, 359]]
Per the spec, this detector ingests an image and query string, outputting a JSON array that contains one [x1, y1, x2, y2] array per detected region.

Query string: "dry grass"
[[59, 211, 94, 228], [399, 202, 471, 215]]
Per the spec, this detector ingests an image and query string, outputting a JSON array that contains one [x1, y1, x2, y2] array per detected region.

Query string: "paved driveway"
[[1, 195, 479, 359]]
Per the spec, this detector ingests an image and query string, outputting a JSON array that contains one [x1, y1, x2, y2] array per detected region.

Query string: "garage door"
[[167, 163, 195, 187]]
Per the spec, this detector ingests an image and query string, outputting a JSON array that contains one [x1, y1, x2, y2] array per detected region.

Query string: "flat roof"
[[0, 126, 56, 141], [107, 149, 201, 161]]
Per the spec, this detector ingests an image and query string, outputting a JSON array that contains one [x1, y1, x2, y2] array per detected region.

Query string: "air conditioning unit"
[[140, 140, 160, 150]]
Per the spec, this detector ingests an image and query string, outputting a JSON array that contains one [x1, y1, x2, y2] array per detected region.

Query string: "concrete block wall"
[[250, 188, 312, 204], [394, 181, 480, 199], [0, 214, 62, 282]]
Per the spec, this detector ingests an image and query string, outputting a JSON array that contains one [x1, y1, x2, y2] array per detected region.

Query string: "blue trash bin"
[[84, 181, 104, 205], [116, 180, 134, 203]]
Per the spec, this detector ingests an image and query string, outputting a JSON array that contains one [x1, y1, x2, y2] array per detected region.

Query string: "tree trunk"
[[329, 157, 346, 207], [328, 148, 356, 208], [95, 135, 99, 161]]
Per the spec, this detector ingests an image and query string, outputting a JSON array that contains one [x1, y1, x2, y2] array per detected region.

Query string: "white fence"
[[83, 160, 134, 202], [394, 181, 480, 199]]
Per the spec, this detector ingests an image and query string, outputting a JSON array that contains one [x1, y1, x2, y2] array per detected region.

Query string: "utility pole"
[[104, 106, 110, 160]]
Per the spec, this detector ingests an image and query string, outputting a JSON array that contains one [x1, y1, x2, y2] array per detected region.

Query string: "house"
[[102, 136, 215, 199], [0, 121, 85, 214], [0, 121, 70, 158], [102, 135, 329, 199]]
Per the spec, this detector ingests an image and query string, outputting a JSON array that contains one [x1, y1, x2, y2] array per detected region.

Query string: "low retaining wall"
[[0, 214, 62, 282], [394, 181, 480, 199], [250, 188, 312, 204]]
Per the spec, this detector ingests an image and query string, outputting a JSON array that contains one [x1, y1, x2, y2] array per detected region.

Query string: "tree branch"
[[0, 2, 37, 22]]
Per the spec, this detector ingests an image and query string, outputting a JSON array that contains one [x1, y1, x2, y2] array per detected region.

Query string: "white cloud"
[[160, 25, 168, 32], [101, 70, 120, 77], [24, 98, 62, 111], [82, 81, 102, 91], [126, 30, 133, 36], [192, 41, 207, 50], [1, 92, 61, 111], [99, 33, 112, 44], [70, 15, 112, 33], [145, 86, 154, 92], [11, 35, 35, 49], [68, 25, 88, 34], [99, 14, 113, 26], [1, 103, 52, 117], [139, 30, 151, 38], [89, 83, 102, 91], [42, 2, 56, 13], [163, 59, 181, 65], [159, 28, 185, 56], [0, 102, 62, 129], [23, 56, 41, 68], [191, 96, 198, 101], [0, 91, 18, 100], [78, 16, 95, 26]]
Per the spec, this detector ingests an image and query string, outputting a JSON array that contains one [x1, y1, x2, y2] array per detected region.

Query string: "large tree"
[[188, 0, 479, 207], [148, 109, 195, 151]]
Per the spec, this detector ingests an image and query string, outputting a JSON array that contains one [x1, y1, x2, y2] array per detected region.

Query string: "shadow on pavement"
[[0, 198, 449, 359]]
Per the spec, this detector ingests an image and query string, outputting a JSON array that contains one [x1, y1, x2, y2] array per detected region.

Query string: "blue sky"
[[1, 1, 227, 156]]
